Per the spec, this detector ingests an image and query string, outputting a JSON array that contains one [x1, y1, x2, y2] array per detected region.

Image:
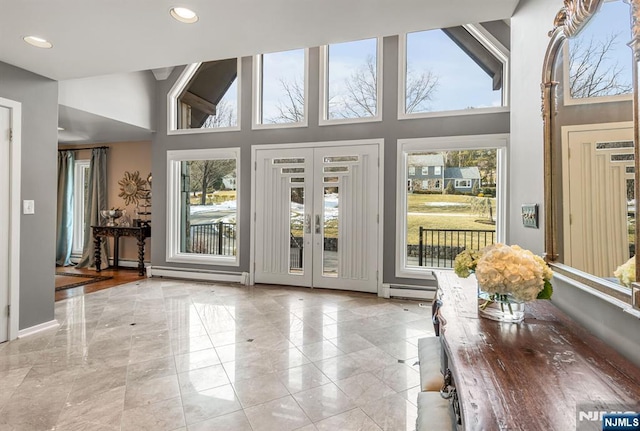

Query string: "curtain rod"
[[58, 146, 109, 151]]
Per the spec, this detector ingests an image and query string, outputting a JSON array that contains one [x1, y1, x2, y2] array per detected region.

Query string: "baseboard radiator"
[[147, 265, 249, 285], [383, 283, 436, 301]]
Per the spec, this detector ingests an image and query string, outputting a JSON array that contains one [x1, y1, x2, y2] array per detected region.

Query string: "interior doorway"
[[253, 142, 381, 293]]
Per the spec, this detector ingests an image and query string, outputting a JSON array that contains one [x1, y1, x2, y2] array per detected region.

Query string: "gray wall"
[[151, 35, 510, 286], [0, 62, 58, 329]]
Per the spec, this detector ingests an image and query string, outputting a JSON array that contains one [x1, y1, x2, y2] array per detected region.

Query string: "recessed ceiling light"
[[23, 36, 53, 49], [170, 7, 198, 23], [57, 127, 65, 131]]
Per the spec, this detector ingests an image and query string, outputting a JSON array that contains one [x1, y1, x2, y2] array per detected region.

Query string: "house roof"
[[444, 167, 481, 179], [408, 154, 445, 167]]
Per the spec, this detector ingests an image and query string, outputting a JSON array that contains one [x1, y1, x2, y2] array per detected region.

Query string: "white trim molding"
[[166, 147, 241, 267], [395, 134, 508, 280], [0, 97, 21, 341], [18, 320, 59, 338]]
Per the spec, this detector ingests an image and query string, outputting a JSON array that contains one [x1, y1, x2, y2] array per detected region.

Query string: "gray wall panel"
[[0, 62, 58, 330]]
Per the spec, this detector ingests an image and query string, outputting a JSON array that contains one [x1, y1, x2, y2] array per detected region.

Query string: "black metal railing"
[[418, 227, 495, 268], [189, 222, 236, 255], [290, 234, 303, 270]]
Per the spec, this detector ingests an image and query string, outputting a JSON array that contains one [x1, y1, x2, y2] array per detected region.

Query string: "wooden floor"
[[55, 267, 146, 301]]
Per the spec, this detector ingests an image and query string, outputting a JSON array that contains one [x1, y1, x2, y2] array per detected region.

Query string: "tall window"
[[167, 148, 240, 265], [398, 136, 506, 277], [566, 0, 632, 100], [172, 59, 240, 131], [401, 26, 505, 115], [72, 159, 90, 255], [321, 38, 382, 122], [255, 48, 307, 127]]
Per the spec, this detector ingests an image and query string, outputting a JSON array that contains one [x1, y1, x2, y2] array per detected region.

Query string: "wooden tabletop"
[[434, 270, 640, 431]]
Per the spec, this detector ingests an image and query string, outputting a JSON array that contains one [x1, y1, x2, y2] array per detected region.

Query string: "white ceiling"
[[2, 0, 519, 145], [1, 0, 519, 81]]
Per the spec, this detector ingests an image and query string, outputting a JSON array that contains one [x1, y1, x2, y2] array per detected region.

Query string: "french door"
[[254, 143, 379, 293]]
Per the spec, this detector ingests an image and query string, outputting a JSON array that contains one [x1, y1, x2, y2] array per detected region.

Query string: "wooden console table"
[[434, 270, 640, 431], [92, 224, 151, 276]]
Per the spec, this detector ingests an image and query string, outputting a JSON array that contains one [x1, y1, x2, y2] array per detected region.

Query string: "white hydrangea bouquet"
[[614, 257, 635, 287], [454, 244, 553, 318]]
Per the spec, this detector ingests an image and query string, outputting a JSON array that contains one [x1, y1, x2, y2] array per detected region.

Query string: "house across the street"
[[408, 154, 481, 193]]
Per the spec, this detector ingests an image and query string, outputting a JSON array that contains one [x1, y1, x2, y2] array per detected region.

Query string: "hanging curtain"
[[55, 150, 75, 266], [76, 148, 109, 269]]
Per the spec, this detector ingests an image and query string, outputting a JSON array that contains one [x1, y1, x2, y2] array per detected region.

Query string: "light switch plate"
[[23, 200, 35, 214], [521, 204, 539, 229]]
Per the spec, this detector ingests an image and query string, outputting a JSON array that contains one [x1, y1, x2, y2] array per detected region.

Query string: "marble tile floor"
[[0, 278, 436, 431]]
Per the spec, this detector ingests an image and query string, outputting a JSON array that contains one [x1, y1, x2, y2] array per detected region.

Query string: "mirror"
[[542, 0, 638, 301]]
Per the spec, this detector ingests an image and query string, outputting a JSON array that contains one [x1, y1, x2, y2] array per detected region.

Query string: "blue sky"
[[569, 0, 632, 94], [406, 29, 501, 112]]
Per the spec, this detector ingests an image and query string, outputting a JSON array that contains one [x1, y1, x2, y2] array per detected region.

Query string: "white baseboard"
[[147, 266, 249, 285], [383, 284, 436, 301], [18, 319, 60, 338], [70, 256, 150, 269]]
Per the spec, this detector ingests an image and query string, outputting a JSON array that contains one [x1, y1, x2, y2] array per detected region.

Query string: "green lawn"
[[406, 193, 496, 246]]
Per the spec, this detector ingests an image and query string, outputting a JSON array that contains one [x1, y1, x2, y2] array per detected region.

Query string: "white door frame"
[[0, 97, 21, 341], [250, 138, 384, 295]]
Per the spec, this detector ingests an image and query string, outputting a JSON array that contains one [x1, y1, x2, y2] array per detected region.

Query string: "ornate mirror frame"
[[542, 0, 640, 308]]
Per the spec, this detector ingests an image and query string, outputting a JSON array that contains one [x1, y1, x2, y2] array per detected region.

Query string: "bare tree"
[[267, 78, 305, 123], [337, 54, 379, 118], [268, 55, 439, 122], [334, 55, 439, 118], [406, 68, 439, 113], [202, 99, 237, 128], [189, 159, 236, 205], [569, 33, 632, 98]]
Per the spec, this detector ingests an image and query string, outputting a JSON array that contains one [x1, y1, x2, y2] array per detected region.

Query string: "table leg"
[[137, 236, 145, 276], [113, 234, 120, 268], [94, 235, 102, 272]]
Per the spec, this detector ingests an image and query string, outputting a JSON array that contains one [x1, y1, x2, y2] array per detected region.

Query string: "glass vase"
[[477, 285, 525, 323]]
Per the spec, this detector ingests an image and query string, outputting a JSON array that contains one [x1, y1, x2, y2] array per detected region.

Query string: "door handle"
[[315, 215, 321, 234], [305, 214, 311, 234]]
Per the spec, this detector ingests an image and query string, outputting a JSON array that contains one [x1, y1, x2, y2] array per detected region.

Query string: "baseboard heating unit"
[[147, 266, 249, 285], [383, 284, 436, 301]]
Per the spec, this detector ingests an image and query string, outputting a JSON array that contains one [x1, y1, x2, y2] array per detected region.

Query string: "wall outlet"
[[23, 200, 35, 215], [521, 204, 539, 229]]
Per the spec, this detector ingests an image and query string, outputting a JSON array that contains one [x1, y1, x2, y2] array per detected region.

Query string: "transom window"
[[169, 59, 241, 132], [400, 25, 506, 116], [320, 37, 382, 123], [254, 49, 307, 127], [167, 148, 240, 266]]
